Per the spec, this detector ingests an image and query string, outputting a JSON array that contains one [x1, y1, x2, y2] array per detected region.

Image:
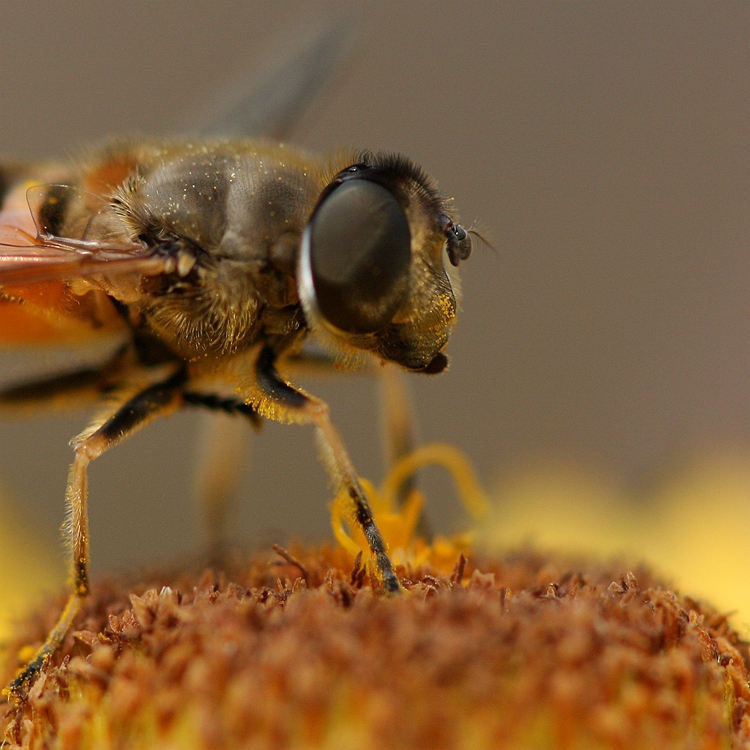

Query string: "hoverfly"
[[0, 22, 472, 700]]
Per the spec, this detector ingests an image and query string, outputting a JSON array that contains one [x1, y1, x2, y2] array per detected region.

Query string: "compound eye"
[[302, 179, 411, 334]]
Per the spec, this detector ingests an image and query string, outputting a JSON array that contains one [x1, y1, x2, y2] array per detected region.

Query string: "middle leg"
[[183, 391, 262, 560]]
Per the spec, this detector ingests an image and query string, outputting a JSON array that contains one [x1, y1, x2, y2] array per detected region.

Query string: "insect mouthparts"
[[416, 352, 448, 374]]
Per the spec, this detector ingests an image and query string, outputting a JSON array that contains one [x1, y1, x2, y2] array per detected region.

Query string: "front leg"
[[4, 368, 188, 701], [254, 346, 401, 593]]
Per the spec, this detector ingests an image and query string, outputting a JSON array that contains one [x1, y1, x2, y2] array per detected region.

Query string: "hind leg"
[[4, 369, 188, 701]]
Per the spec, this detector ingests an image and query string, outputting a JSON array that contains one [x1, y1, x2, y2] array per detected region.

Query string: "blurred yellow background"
[[2, 446, 749, 641], [0, 496, 62, 641], [483, 448, 750, 632]]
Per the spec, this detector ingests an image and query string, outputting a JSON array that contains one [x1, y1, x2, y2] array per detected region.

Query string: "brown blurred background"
[[0, 2, 746, 591]]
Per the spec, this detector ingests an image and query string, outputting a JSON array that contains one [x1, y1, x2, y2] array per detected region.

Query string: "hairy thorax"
[[85, 140, 327, 360]]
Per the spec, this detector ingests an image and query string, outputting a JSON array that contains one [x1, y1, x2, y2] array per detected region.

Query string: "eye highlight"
[[300, 178, 411, 335]]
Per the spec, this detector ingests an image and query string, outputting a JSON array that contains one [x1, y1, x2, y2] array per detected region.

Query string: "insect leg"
[[288, 352, 426, 525], [4, 368, 188, 701], [182, 392, 262, 560], [0, 345, 130, 412], [0, 366, 111, 411], [378, 366, 434, 538], [286, 349, 418, 490], [255, 346, 401, 593], [379, 367, 416, 499]]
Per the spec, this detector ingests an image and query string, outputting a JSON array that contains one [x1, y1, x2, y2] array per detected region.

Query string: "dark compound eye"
[[301, 179, 411, 335]]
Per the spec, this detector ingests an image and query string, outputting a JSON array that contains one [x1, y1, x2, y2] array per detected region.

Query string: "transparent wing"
[[0, 248, 167, 287], [0, 184, 168, 287], [192, 14, 359, 140]]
